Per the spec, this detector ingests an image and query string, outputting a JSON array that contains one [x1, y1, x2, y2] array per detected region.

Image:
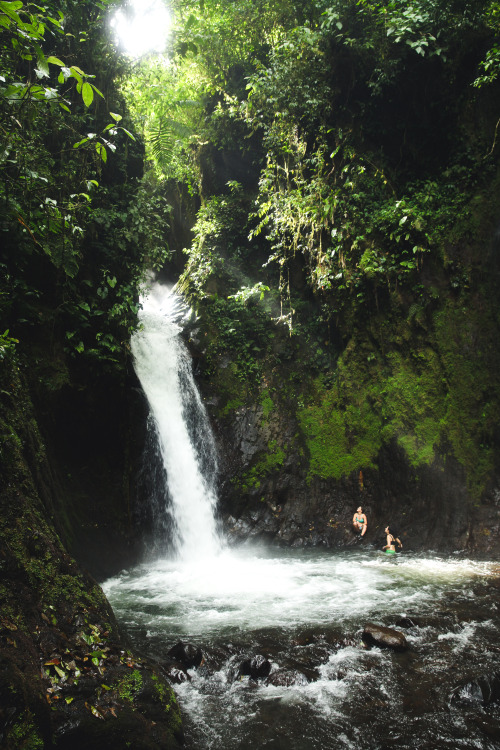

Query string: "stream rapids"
[[104, 546, 500, 749]]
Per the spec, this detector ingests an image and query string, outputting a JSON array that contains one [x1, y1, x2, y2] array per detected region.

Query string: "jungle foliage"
[[119, 0, 500, 497], [3, 0, 500, 496], [0, 0, 170, 379]]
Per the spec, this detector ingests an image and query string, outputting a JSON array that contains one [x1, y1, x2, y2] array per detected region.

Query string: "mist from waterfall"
[[131, 281, 221, 560]]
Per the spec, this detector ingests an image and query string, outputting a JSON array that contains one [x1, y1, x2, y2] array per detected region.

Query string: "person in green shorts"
[[383, 525, 403, 554], [352, 506, 367, 536]]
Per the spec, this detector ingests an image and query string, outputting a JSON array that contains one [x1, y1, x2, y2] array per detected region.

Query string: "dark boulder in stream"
[[451, 672, 500, 707], [362, 623, 408, 651], [238, 654, 272, 680], [167, 641, 204, 669]]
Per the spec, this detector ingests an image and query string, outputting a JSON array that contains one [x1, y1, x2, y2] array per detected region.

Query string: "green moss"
[[220, 396, 244, 417], [261, 389, 274, 419], [294, 294, 500, 499], [379, 349, 446, 468], [238, 439, 286, 492], [298, 380, 382, 481], [297, 336, 449, 481], [117, 669, 143, 704], [151, 671, 177, 712], [6, 711, 43, 749], [433, 301, 500, 498]]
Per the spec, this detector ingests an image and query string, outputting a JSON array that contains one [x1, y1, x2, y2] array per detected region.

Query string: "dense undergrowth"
[[0, 0, 171, 383], [131, 0, 500, 501], [3, 1, 500, 503]]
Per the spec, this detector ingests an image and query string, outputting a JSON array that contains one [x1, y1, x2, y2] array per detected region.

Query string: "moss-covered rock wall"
[[161, 2, 500, 557], [0, 358, 182, 749], [175, 128, 500, 556]]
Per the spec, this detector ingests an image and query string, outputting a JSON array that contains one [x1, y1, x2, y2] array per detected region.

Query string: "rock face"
[[361, 623, 408, 651], [212, 399, 475, 554], [0, 362, 183, 750]]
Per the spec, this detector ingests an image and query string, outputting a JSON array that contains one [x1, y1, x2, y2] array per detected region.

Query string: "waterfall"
[[131, 281, 221, 560]]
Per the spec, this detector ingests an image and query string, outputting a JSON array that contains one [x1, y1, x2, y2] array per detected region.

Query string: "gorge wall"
[[168, 5, 500, 557], [0, 359, 182, 749], [3, 2, 500, 748]]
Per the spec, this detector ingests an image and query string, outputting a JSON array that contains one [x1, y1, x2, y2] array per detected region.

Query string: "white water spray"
[[131, 282, 221, 560]]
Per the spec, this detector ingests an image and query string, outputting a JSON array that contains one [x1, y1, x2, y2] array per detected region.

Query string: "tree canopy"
[[0, 0, 170, 374], [2, 0, 500, 494]]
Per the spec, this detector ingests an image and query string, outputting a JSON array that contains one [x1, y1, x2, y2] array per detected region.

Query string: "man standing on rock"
[[352, 506, 367, 536]]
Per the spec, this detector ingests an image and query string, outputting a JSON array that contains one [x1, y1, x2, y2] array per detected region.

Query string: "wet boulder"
[[161, 663, 190, 684], [167, 641, 204, 669], [238, 654, 271, 680], [265, 669, 309, 687], [451, 673, 500, 707], [362, 623, 408, 652]]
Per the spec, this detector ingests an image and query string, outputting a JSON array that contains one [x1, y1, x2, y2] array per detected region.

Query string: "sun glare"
[[110, 0, 171, 58]]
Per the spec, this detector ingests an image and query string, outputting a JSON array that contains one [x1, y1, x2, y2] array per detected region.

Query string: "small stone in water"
[[362, 623, 408, 651]]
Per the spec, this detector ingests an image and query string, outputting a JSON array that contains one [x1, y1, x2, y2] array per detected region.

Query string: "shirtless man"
[[352, 506, 367, 536]]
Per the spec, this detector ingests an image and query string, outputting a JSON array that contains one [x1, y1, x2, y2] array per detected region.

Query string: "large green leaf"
[[81, 81, 94, 108]]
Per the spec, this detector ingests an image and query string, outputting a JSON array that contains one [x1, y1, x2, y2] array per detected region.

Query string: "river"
[[103, 546, 500, 749]]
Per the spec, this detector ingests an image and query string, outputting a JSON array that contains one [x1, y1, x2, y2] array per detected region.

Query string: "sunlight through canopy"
[[110, 0, 171, 58]]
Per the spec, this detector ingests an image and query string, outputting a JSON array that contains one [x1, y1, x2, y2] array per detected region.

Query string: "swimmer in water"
[[383, 525, 403, 554], [353, 507, 367, 537]]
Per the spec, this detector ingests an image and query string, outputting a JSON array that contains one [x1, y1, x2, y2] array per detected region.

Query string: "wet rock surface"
[[0, 569, 184, 750], [362, 623, 409, 651], [206, 387, 494, 556], [395, 616, 419, 629], [238, 654, 272, 680], [161, 664, 191, 684], [0, 367, 183, 750], [451, 672, 500, 707], [265, 669, 309, 687], [167, 641, 204, 669]]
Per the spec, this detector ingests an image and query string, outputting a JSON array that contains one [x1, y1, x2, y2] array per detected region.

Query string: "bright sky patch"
[[110, 0, 171, 58]]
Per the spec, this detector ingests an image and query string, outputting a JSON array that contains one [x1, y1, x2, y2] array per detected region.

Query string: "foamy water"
[[131, 283, 221, 560], [104, 547, 493, 637], [104, 547, 499, 750]]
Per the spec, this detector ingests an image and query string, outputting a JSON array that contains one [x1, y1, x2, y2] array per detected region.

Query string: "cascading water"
[[131, 281, 221, 560], [104, 280, 500, 749]]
